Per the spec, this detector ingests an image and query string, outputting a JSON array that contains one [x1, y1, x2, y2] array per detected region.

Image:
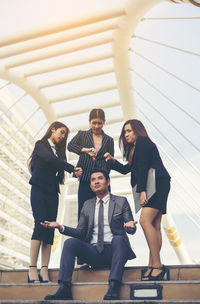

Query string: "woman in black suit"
[[68, 108, 114, 219], [28, 121, 82, 283], [104, 119, 171, 281]]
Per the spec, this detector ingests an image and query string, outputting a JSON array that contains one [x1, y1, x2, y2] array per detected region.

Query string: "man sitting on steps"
[[41, 169, 137, 301]]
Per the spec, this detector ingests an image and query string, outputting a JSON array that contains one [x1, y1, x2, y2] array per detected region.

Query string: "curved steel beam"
[[0, 67, 56, 123], [112, 0, 162, 120], [112, 0, 198, 120]]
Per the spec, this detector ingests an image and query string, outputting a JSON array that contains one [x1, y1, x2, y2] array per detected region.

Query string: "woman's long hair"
[[28, 121, 69, 184], [119, 119, 149, 161]]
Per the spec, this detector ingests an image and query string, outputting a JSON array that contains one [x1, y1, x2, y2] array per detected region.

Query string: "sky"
[[0, 0, 124, 36], [0, 0, 200, 267]]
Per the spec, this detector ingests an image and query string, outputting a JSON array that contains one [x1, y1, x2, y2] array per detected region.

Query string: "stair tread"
[[1, 279, 200, 285], [2, 265, 200, 271], [1, 265, 200, 284], [0, 281, 200, 301], [1, 300, 200, 303], [1, 266, 200, 302]]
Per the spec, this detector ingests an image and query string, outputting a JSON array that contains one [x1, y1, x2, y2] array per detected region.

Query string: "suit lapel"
[[87, 129, 109, 155], [43, 138, 60, 158], [88, 129, 94, 147], [97, 132, 109, 155], [88, 197, 96, 228], [42, 139, 54, 154], [108, 194, 116, 226]]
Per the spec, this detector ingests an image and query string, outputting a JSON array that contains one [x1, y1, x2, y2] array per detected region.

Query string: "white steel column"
[[163, 214, 193, 264], [112, 0, 162, 119]]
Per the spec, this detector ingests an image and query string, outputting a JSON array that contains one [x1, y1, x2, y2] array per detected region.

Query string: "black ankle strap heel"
[[39, 266, 49, 283], [141, 266, 153, 280], [149, 265, 169, 281], [28, 266, 40, 283]]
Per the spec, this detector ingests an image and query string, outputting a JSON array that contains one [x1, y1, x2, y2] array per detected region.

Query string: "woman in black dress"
[[28, 121, 82, 283], [104, 119, 170, 281]]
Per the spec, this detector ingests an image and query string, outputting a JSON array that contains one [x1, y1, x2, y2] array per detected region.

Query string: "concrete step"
[[1, 265, 200, 283], [0, 281, 200, 301], [1, 301, 200, 304]]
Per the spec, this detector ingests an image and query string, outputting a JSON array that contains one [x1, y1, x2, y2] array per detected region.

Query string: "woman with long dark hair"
[[28, 121, 82, 283], [68, 109, 114, 219], [104, 119, 171, 281]]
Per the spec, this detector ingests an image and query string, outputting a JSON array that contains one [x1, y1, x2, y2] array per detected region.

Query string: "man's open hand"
[[124, 220, 138, 229]]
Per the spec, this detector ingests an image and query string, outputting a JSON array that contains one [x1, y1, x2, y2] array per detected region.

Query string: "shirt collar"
[[96, 193, 110, 205], [48, 138, 56, 148]]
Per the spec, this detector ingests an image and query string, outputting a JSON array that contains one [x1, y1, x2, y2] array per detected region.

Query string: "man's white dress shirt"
[[60, 193, 114, 243], [90, 193, 113, 245]]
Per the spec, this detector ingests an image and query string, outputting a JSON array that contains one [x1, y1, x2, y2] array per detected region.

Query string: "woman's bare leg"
[[140, 207, 163, 276], [40, 242, 51, 281], [29, 240, 41, 281]]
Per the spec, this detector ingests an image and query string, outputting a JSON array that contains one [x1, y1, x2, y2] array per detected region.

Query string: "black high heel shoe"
[[149, 265, 169, 281], [141, 266, 152, 281], [28, 266, 40, 283], [39, 265, 49, 283]]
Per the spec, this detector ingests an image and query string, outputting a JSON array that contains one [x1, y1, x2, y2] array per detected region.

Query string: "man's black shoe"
[[103, 280, 121, 300], [44, 282, 72, 300]]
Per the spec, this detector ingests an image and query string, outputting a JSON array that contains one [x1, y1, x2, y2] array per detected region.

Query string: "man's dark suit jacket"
[[111, 136, 170, 193], [61, 194, 136, 260], [29, 139, 74, 194], [68, 129, 114, 182]]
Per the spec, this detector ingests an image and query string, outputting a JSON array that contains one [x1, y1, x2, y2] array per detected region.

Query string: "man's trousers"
[[58, 235, 129, 283]]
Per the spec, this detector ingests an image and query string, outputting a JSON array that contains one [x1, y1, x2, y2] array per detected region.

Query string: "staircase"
[[0, 265, 200, 303]]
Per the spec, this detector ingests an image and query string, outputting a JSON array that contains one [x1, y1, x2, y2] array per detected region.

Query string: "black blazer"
[[68, 129, 114, 182], [29, 139, 74, 194], [61, 193, 136, 260], [111, 136, 170, 193]]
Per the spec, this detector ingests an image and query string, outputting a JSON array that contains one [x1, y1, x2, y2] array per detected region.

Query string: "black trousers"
[[31, 185, 58, 244], [58, 235, 129, 283]]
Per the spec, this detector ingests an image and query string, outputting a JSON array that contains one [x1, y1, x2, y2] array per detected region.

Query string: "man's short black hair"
[[90, 169, 110, 182]]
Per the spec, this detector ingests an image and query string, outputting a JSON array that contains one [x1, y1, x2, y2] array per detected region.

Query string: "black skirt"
[[31, 185, 58, 244], [143, 177, 171, 214]]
